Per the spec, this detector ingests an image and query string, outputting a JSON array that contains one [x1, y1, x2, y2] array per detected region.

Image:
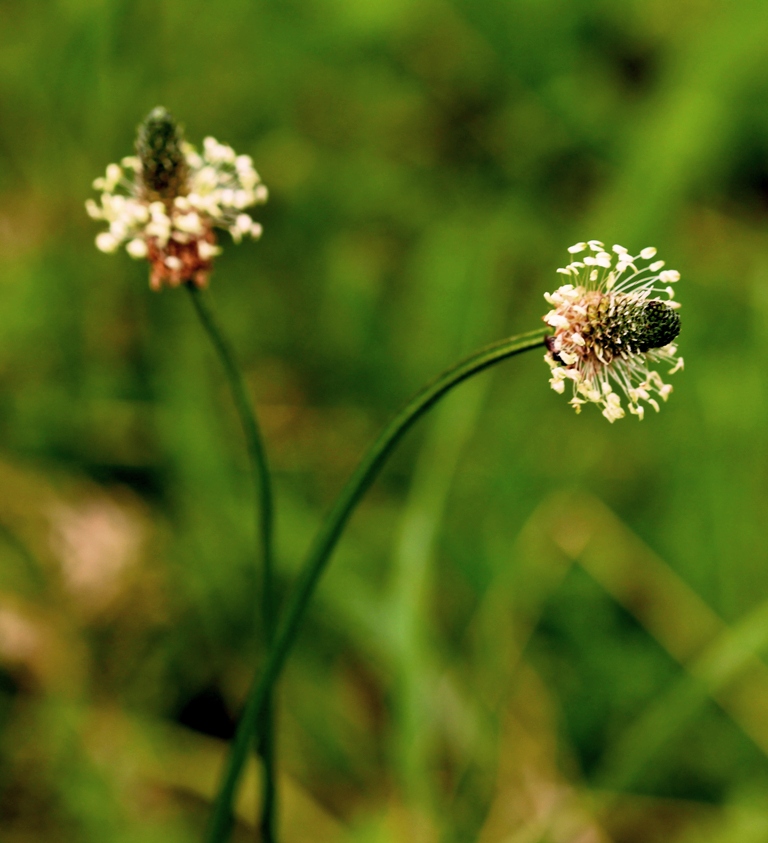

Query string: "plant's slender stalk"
[[186, 285, 278, 843], [205, 327, 548, 843]]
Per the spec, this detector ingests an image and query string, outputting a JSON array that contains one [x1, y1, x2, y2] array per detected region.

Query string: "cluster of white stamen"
[[87, 138, 267, 288], [544, 241, 683, 422]]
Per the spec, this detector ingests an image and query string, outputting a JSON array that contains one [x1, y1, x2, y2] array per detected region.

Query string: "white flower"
[[543, 242, 683, 422], [87, 107, 267, 290]]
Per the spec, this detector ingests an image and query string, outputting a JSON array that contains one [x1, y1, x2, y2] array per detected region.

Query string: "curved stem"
[[186, 285, 278, 843], [205, 327, 548, 843]]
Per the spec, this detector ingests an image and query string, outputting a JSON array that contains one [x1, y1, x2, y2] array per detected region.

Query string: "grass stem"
[[205, 326, 548, 843], [187, 285, 278, 843]]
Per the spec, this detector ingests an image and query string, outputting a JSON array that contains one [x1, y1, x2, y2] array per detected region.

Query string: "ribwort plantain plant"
[[88, 109, 684, 843]]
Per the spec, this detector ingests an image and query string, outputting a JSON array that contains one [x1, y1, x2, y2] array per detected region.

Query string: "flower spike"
[[136, 106, 190, 202], [87, 107, 267, 290], [543, 242, 683, 422]]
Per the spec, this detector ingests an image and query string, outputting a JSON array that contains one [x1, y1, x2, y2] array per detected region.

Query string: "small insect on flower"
[[86, 107, 267, 290], [543, 240, 683, 422]]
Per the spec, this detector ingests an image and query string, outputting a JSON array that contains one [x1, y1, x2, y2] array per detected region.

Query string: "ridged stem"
[[205, 327, 548, 843], [186, 285, 278, 843]]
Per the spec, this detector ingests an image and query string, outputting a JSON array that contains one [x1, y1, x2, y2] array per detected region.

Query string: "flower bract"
[[543, 241, 683, 422], [86, 107, 267, 290]]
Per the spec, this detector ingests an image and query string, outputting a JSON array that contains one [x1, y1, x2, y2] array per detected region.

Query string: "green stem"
[[205, 327, 548, 843], [186, 285, 278, 843]]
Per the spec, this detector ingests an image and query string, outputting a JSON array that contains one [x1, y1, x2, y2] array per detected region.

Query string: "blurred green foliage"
[[2, 0, 768, 840]]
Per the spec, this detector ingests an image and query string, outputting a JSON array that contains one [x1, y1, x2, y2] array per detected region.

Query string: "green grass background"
[[1, 0, 768, 841]]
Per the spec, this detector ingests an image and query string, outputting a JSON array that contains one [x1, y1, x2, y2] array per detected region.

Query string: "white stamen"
[[126, 238, 148, 258], [96, 232, 120, 253]]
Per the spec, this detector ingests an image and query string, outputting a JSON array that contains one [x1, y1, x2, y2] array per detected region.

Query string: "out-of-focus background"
[[1, 1, 768, 841]]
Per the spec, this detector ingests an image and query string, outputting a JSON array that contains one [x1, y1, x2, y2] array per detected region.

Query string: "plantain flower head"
[[543, 240, 683, 422], [86, 107, 267, 290]]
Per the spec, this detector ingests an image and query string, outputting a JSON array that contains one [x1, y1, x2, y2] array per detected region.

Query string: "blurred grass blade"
[[531, 493, 768, 793]]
